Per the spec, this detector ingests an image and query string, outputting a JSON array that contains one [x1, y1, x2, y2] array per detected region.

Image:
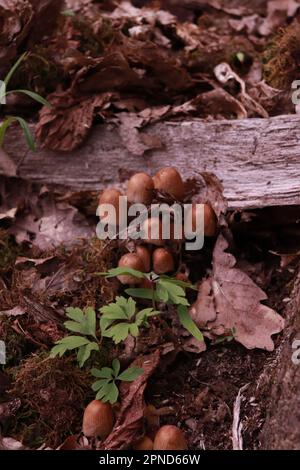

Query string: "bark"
[[259, 271, 300, 450], [2, 115, 300, 210]]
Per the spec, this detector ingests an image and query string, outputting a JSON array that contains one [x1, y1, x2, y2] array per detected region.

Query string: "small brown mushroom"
[[186, 203, 217, 237], [142, 217, 164, 246], [136, 245, 151, 272], [127, 172, 154, 205], [98, 188, 123, 226], [153, 425, 188, 450], [82, 400, 114, 439], [153, 167, 185, 200], [152, 248, 175, 274], [117, 253, 145, 285]]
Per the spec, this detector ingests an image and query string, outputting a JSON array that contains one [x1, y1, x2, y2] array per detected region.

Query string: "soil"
[[147, 258, 297, 450]]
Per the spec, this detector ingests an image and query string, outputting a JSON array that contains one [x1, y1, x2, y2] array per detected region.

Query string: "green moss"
[[263, 22, 300, 89], [7, 354, 93, 448]]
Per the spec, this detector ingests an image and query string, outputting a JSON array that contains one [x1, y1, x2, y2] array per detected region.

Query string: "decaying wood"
[[259, 270, 300, 450], [2, 115, 300, 210]]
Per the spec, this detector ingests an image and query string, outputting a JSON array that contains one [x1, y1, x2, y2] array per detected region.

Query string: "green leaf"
[[136, 308, 159, 326], [129, 323, 139, 337], [100, 303, 128, 320], [103, 382, 119, 404], [104, 323, 130, 344], [100, 316, 114, 333], [14, 116, 36, 151], [99, 267, 146, 279], [116, 296, 136, 319], [64, 320, 85, 334], [55, 335, 91, 349], [49, 335, 91, 359], [118, 367, 144, 382], [156, 283, 169, 302], [0, 116, 35, 151], [159, 280, 189, 306], [7, 90, 50, 107], [66, 307, 84, 322], [86, 307, 97, 338], [91, 367, 113, 379], [77, 342, 99, 367], [0, 117, 14, 147], [112, 359, 120, 377], [50, 343, 67, 358], [177, 305, 203, 342], [159, 275, 197, 291], [92, 379, 111, 391], [95, 381, 115, 401], [4, 52, 28, 87], [125, 288, 156, 300], [64, 307, 96, 338]]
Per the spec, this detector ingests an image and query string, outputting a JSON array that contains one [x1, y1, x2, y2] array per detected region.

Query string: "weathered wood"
[[259, 271, 300, 449], [2, 115, 300, 210]]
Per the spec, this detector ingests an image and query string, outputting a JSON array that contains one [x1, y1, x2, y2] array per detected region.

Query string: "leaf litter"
[[1, 0, 299, 451]]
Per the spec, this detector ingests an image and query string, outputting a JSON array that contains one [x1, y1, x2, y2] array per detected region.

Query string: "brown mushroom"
[[117, 253, 145, 285], [82, 400, 114, 439], [153, 425, 188, 450], [127, 172, 154, 205], [152, 248, 175, 274], [153, 167, 185, 200]]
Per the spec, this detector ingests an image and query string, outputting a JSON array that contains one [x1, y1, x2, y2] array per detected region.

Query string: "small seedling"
[[0, 52, 50, 150], [50, 307, 99, 367], [91, 359, 143, 403], [100, 296, 159, 344], [101, 268, 203, 342]]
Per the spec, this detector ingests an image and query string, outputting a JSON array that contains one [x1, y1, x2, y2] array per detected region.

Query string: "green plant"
[[91, 359, 143, 403], [0, 52, 50, 150], [50, 307, 99, 367], [102, 268, 203, 343], [100, 296, 159, 344]]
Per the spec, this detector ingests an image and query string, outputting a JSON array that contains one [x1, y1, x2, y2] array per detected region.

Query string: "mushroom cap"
[[142, 217, 164, 246], [153, 167, 185, 200], [136, 245, 151, 272], [98, 188, 123, 226], [82, 400, 114, 439], [117, 253, 145, 285], [152, 248, 175, 274], [127, 172, 154, 205], [153, 425, 188, 450]]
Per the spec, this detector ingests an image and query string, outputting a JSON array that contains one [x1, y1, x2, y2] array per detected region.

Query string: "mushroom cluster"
[[99, 167, 217, 284], [82, 399, 188, 450]]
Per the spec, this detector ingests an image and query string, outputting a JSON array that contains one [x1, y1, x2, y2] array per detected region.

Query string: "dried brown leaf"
[[36, 91, 115, 151], [190, 234, 285, 351], [101, 350, 161, 450]]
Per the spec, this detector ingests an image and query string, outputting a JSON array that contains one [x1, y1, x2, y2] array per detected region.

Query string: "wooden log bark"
[[2, 115, 300, 210], [259, 270, 300, 449]]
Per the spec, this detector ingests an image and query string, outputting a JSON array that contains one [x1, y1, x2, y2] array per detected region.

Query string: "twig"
[[232, 383, 249, 450]]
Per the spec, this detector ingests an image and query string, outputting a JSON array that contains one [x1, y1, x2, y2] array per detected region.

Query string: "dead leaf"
[[101, 350, 161, 450], [0, 0, 33, 66], [9, 193, 94, 249], [36, 91, 115, 151], [0, 306, 26, 316], [258, 0, 300, 36], [0, 435, 26, 450], [190, 234, 285, 351], [0, 207, 17, 221], [0, 148, 17, 177]]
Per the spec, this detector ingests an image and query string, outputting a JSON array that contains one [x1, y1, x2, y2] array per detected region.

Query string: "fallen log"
[[2, 114, 300, 210]]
